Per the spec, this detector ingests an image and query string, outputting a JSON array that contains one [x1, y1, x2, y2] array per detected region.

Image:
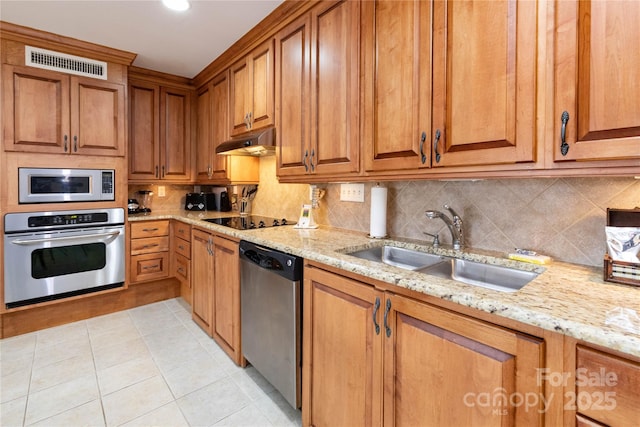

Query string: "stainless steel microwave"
[[18, 168, 115, 204]]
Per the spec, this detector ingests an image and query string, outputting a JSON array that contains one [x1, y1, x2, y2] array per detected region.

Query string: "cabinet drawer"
[[576, 346, 640, 426], [173, 221, 191, 240], [173, 237, 191, 259], [131, 252, 169, 283], [131, 220, 169, 238], [174, 253, 190, 286], [131, 236, 169, 255]]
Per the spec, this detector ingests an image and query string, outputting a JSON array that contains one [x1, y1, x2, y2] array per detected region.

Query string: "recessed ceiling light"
[[162, 0, 190, 12]]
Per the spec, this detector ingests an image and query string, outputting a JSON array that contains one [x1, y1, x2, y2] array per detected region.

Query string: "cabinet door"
[[160, 86, 191, 181], [191, 229, 214, 335], [310, 0, 361, 176], [554, 0, 640, 162], [129, 80, 159, 180], [71, 77, 125, 156], [431, 0, 537, 167], [212, 236, 242, 365], [384, 294, 544, 426], [362, 0, 432, 172], [195, 83, 213, 181], [275, 13, 312, 177], [248, 39, 274, 131], [210, 71, 233, 181], [302, 266, 383, 427], [230, 57, 250, 136], [3, 65, 70, 153]]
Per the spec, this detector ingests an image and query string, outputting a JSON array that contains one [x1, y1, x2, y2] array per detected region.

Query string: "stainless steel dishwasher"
[[239, 240, 303, 409]]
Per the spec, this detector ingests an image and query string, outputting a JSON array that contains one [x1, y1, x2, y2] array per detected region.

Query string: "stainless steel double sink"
[[346, 245, 539, 292]]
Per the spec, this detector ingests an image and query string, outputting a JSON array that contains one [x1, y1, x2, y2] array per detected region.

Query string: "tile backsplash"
[[131, 157, 640, 267]]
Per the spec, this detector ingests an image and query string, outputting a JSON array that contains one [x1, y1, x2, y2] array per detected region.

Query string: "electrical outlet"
[[340, 183, 365, 202], [157, 186, 166, 197]]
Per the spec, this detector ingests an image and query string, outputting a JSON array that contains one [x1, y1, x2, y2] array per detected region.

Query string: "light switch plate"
[[157, 186, 166, 197], [340, 183, 365, 202]]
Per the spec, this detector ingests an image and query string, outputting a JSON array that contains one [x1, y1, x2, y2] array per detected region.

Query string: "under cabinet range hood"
[[216, 127, 275, 156]]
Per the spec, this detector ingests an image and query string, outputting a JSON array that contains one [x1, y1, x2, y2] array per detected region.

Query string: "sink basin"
[[419, 258, 539, 293], [346, 245, 539, 292], [347, 246, 447, 270]]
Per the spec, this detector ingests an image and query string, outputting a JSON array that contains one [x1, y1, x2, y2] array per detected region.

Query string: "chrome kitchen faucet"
[[425, 205, 464, 250]]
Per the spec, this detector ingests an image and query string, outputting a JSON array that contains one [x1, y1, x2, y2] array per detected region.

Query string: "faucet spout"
[[425, 206, 464, 250]]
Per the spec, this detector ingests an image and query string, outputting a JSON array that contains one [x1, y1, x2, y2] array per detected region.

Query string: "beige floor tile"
[[24, 374, 99, 425], [30, 352, 95, 393], [97, 356, 160, 396], [102, 375, 174, 427], [229, 366, 276, 402], [0, 333, 37, 362], [92, 337, 150, 371], [89, 323, 143, 352], [29, 399, 105, 427], [254, 391, 302, 427], [0, 367, 31, 403], [161, 352, 227, 398], [0, 396, 26, 427], [86, 311, 135, 337], [120, 401, 189, 427], [35, 321, 88, 349], [213, 404, 274, 427], [33, 335, 92, 369], [1, 354, 33, 379], [177, 377, 251, 426]]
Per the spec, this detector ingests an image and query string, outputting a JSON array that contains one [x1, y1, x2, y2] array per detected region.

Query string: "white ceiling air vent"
[[25, 46, 107, 80]]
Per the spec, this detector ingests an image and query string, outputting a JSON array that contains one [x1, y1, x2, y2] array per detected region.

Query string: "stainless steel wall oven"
[[4, 208, 125, 308]]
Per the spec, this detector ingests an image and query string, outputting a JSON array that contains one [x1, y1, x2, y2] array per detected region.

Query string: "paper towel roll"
[[370, 185, 388, 238]]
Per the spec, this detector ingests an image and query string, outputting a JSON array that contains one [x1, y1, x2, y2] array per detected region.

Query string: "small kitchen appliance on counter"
[[127, 198, 139, 214], [137, 190, 153, 213], [604, 208, 640, 287], [185, 192, 216, 211], [205, 215, 292, 230]]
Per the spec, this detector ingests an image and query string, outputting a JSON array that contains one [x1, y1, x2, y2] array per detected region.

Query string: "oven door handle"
[[10, 231, 122, 246]]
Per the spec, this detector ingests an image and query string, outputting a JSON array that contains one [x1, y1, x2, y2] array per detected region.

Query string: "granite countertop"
[[130, 210, 640, 358]]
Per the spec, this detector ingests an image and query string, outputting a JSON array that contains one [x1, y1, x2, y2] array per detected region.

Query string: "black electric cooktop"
[[204, 215, 293, 230]]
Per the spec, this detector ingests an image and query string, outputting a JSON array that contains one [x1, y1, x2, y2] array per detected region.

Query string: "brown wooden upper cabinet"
[[229, 39, 275, 136], [128, 78, 192, 182], [553, 0, 640, 164], [3, 64, 125, 157], [276, 0, 361, 179], [195, 71, 259, 185], [362, 0, 537, 173]]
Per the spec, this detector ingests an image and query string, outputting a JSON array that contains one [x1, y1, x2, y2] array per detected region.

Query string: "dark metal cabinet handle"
[[560, 111, 570, 156], [155, 166, 159, 178], [384, 298, 392, 337], [63, 135, 68, 152], [434, 129, 441, 163], [373, 297, 381, 335], [303, 150, 309, 172], [310, 149, 315, 172], [73, 136, 78, 152], [162, 165, 165, 178], [142, 228, 159, 232], [419, 131, 427, 164]]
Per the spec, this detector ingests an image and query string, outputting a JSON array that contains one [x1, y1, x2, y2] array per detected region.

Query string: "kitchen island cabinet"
[[191, 228, 243, 365], [303, 263, 546, 427], [552, 0, 640, 166]]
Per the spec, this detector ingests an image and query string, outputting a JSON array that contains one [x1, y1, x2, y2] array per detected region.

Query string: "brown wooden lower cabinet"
[[575, 346, 640, 427], [191, 228, 243, 365], [303, 264, 546, 427], [130, 220, 171, 283]]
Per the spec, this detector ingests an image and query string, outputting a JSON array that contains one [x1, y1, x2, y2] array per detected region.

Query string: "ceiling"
[[0, 0, 285, 78]]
